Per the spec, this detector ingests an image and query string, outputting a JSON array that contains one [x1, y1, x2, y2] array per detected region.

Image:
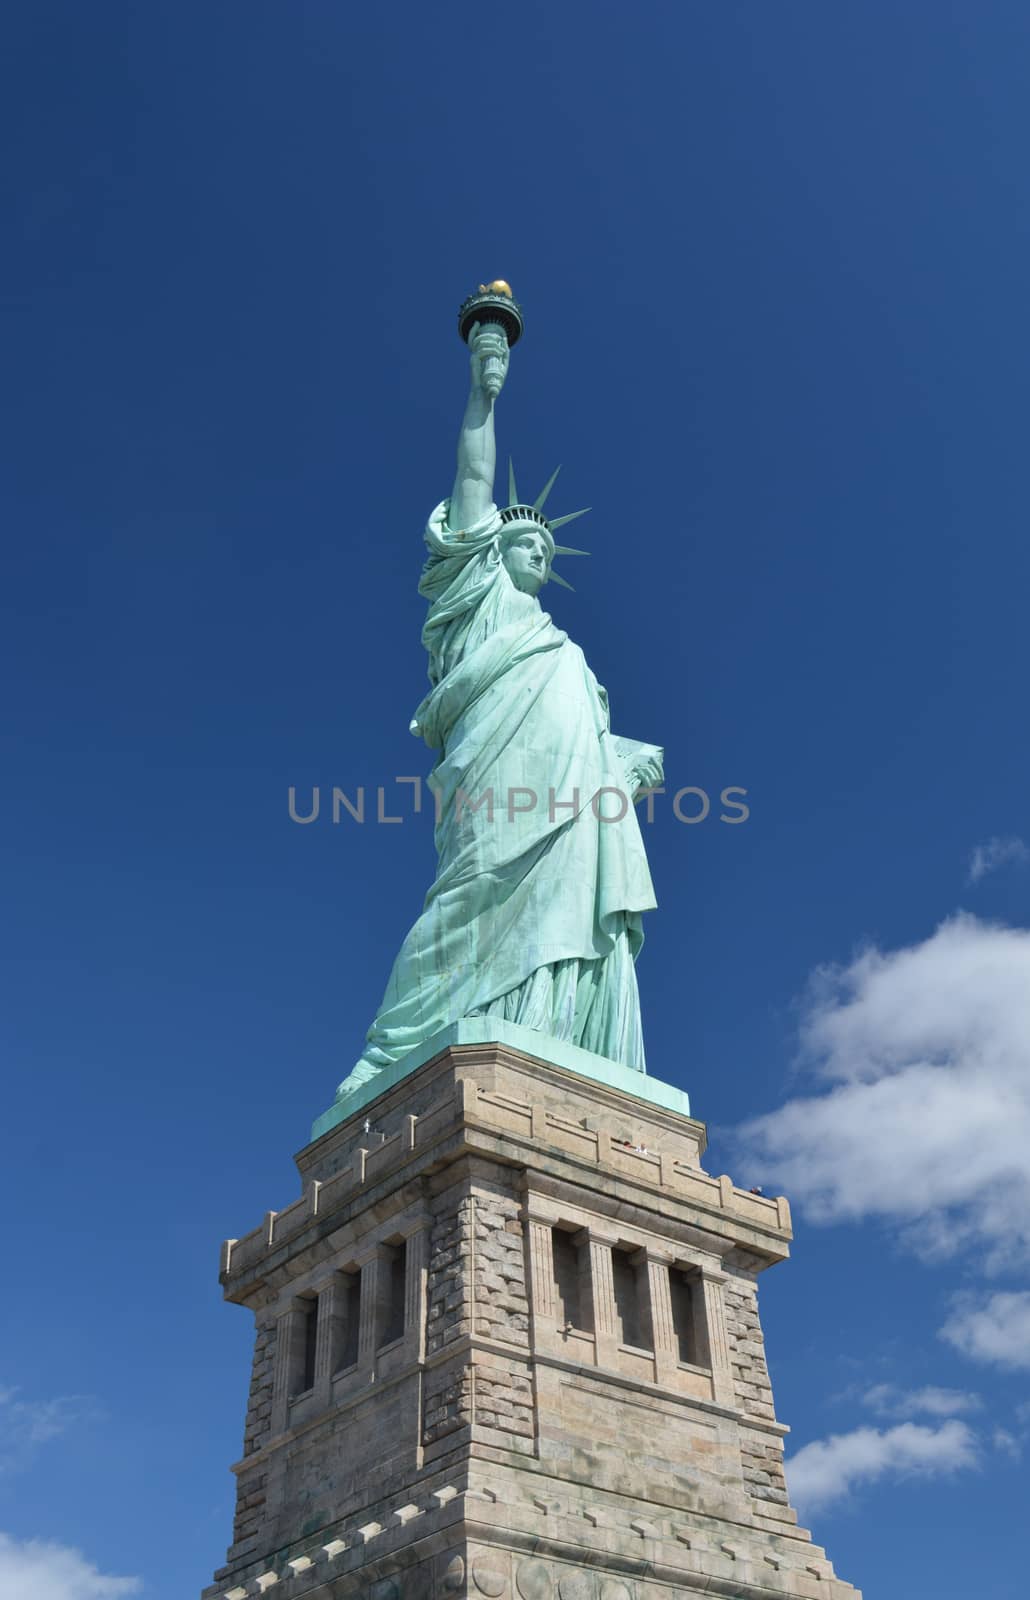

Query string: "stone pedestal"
[[203, 1039, 861, 1599]]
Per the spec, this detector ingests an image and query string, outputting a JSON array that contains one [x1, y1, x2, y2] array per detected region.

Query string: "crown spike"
[[548, 508, 590, 530], [508, 458, 518, 506], [547, 569, 575, 591], [553, 545, 590, 557], [534, 465, 562, 511]]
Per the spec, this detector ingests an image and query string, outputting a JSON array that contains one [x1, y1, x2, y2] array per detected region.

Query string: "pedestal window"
[[670, 1267, 708, 1368], [299, 1293, 319, 1394], [612, 1247, 652, 1351], [552, 1226, 589, 1331], [332, 1269, 361, 1373], [378, 1238, 407, 1348]]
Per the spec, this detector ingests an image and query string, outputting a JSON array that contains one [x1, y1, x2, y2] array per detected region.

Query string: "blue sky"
[[2, 3, 1030, 1596]]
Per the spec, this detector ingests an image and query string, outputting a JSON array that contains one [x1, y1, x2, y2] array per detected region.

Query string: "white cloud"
[[967, 836, 1029, 885], [0, 1533, 140, 1600], [731, 915, 1030, 1269], [785, 1420, 978, 1513], [993, 1427, 1022, 1460], [0, 1389, 99, 1473], [941, 1292, 1030, 1370], [862, 1383, 982, 1419]]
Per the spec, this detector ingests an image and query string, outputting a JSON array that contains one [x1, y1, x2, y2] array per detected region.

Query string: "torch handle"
[[479, 322, 506, 399]]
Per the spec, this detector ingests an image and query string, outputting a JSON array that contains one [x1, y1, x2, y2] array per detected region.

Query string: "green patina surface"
[[311, 1017, 691, 1142], [329, 287, 678, 1116]]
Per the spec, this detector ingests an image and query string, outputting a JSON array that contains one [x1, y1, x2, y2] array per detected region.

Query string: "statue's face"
[[502, 529, 550, 595]]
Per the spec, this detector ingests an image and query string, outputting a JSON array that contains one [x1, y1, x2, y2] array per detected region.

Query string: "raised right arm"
[[448, 322, 509, 531]]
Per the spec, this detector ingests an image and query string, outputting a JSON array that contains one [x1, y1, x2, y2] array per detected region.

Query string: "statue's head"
[[500, 519, 553, 596], [497, 465, 590, 596]]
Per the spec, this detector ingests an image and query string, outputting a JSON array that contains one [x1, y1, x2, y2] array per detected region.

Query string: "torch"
[[457, 280, 524, 398]]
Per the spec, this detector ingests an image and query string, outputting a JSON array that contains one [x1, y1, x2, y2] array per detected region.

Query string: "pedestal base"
[[204, 1039, 860, 1600]]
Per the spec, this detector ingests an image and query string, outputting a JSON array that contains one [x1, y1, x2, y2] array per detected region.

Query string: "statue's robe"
[[338, 501, 657, 1097]]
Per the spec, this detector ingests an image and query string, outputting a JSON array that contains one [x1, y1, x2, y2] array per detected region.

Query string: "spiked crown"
[[501, 461, 590, 590]]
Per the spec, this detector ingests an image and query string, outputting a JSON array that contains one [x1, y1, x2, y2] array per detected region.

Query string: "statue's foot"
[[335, 1056, 384, 1100]]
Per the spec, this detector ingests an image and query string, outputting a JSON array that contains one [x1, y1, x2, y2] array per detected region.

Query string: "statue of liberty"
[[337, 284, 663, 1101]]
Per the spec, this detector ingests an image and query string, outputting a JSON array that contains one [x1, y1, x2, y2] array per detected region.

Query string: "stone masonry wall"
[[724, 1267, 775, 1423], [426, 1192, 474, 1358], [228, 1465, 268, 1566], [473, 1186, 529, 1346], [221, 1313, 278, 1567], [423, 1186, 474, 1448], [740, 1427, 790, 1509], [423, 1182, 536, 1445], [473, 1353, 534, 1440], [422, 1363, 473, 1446], [242, 1313, 277, 1459], [472, 1184, 533, 1439], [724, 1265, 790, 1511]]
